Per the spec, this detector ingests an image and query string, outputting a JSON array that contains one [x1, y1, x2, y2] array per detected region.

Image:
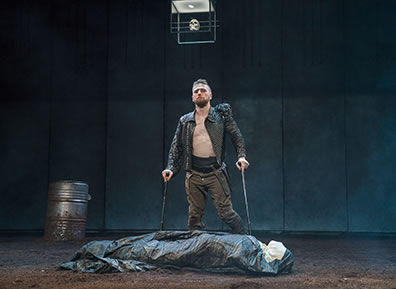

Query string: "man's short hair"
[[192, 79, 211, 92]]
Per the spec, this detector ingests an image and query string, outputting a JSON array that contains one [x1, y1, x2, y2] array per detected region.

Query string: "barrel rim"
[[50, 180, 88, 186]]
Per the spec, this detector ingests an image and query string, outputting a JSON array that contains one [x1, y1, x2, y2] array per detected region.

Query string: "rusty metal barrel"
[[44, 180, 90, 241]]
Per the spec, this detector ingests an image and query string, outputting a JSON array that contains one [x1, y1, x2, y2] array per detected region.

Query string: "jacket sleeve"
[[165, 117, 184, 176], [217, 103, 247, 159]]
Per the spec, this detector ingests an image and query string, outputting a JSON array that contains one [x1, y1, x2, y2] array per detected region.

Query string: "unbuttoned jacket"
[[166, 103, 246, 176]]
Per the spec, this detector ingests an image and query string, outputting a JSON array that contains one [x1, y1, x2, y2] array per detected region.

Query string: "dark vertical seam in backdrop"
[[48, 0, 54, 187], [135, 0, 139, 67], [103, 0, 110, 232], [342, 0, 349, 232], [242, 1, 246, 69], [311, 0, 314, 66], [281, 0, 285, 232], [319, 0, 322, 64], [183, 46, 186, 70], [258, 0, 262, 68], [74, 2, 79, 70], [199, 43, 202, 70], [220, 0, 224, 231], [375, 0, 378, 66], [304, 1, 307, 64], [161, 0, 167, 230], [220, 0, 224, 104], [249, 0, 253, 68], [192, 45, 196, 69], [125, 0, 128, 64], [82, 2, 87, 67], [140, 0, 144, 67]]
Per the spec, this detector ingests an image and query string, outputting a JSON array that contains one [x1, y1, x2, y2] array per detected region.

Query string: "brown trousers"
[[185, 167, 246, 234]]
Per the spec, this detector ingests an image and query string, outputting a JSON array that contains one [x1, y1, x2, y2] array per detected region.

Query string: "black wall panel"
[[0, 101, 50, 230], [283, 0, 347, 231], [0, 2, 51, 230], [48, 0, 107, 230], [222, 0, 284, 231], [345, 0, 396, 232], [105, 0, 164, 230]]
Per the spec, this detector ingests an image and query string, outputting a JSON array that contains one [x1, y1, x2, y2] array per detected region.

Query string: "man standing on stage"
[[162, 79, 250, 234]]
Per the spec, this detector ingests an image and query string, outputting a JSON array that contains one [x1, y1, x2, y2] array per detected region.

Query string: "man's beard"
[[195, 97, 209, 108]]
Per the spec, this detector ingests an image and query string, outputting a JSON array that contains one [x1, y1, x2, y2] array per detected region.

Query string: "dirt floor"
[[0, 232, 395, 289]]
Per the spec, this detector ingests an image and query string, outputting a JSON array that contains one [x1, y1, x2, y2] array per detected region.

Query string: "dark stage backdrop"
[[1, 0, 395, 233]]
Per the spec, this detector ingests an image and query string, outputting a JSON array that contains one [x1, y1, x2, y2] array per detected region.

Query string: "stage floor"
[[0, 233, 395, 289]]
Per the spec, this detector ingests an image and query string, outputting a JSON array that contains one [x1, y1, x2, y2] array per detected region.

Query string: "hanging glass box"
[[170, 0, 219, 44]]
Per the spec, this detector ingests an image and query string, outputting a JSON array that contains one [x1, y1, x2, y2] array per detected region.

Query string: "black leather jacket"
[[166, 103, 246, 176]]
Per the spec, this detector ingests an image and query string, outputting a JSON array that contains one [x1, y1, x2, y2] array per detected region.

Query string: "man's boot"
[[222, 211, 246, 234]]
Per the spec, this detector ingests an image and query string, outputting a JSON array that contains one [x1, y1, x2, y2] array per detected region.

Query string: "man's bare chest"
[[194, 120, 209, 137]]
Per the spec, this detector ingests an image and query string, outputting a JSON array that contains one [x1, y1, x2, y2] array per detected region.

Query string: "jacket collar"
[[186, 106, 215, 123]]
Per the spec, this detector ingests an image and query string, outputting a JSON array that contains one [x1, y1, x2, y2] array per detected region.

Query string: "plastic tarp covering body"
[[61, 231, 293, 275]]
